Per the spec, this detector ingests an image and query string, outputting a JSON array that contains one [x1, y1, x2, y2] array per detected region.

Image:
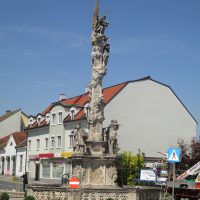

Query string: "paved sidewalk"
[[0, 174, 62, 184]]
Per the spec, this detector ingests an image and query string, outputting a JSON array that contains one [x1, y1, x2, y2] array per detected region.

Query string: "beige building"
[[0, 109, 29, 138]]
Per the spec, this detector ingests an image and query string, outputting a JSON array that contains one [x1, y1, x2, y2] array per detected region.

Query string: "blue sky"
[[0, 1, 200, 134]]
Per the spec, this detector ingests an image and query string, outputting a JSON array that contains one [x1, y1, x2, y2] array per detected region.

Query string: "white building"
[[26, 77, 197, 181], [0, 132, 27, 176]]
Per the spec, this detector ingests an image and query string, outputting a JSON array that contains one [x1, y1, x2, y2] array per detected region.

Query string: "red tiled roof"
[[0, 135, 10, 150], [27, 82, 127, 129], [16, 139, 27, 148], [0, 132, 27, 149], [0, 135, 10, 144], [28, 119, 47, 129], [12, 132, 27, 145]]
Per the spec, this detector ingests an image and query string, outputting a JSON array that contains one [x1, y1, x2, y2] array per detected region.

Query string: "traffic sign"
[[69, 176, 80, 189], [167, 148, 181, 163]]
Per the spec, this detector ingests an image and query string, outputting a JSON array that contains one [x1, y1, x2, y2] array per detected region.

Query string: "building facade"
[[0, 109, 29, 138], [26, 77, 197, 180], [0, 132, 27, 176]]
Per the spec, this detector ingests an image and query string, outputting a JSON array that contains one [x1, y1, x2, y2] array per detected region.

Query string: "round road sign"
[[69, 176, 80, 189]]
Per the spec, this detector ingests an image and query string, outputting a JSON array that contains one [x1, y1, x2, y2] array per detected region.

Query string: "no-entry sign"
[[69, 177, 80, 189]]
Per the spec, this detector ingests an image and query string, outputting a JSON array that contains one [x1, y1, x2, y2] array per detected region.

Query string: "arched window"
[[37, 115, 42, 125], [29, 117, 35, 125], [45, 113, 50, 124], [84, 103, 90, 117], [70, 107, 76, 119]]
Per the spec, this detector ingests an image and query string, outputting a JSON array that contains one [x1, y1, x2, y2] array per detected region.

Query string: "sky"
[[0, 0, 200, 134]]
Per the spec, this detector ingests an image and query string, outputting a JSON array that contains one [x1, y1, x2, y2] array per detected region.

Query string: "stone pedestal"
[[72, 155, 118, 187], [86, 141, 106, 156]]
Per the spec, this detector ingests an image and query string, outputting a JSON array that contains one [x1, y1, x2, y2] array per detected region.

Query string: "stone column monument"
[[72, 1, 120, 187]]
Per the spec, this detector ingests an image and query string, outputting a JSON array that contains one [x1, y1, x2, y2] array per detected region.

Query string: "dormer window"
[[84, 103, 90, 117], [37, 116, 41, 125], [29, 117, 35, 125], [52, 113, 56, 125], [70, 107, 76, 119], [58, 112, 63, 124], [46, 113, 50, 124]]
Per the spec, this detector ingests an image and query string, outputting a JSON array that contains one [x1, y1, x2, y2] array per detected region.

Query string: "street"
[[0, 178, 23, 192], [0, 176, 190, 200]]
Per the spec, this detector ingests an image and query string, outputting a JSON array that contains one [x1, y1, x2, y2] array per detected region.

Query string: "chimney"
[[85, 85, 90, 93], [59, 94, 66, 101], [5, 110, 11, 114]]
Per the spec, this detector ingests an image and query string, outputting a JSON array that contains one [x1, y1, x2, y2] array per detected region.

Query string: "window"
[[42, 160, 50, 178], [36, 139, 40, 150], [28, 140, 31, 150], [29, 117, 34, 125], [52, 113, 56, 125], [85, 103, 90, 117], [51, 137, 55, 148], [46, 114, 50, 124], [52, 160, 64, 178], [7, 157, 10, 171], [19, 155, 23, 172], [45, 138, 49, 149], [69, 131, 74, 147], [29, 118, 33, 125], [70, 109, 75, 119], [58, 112, 63, 124], [37, 117, 41, 125], [57, 136, 61, 148]]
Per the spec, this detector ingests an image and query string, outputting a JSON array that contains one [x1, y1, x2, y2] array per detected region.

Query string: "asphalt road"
[[0, 179, 23, 192]]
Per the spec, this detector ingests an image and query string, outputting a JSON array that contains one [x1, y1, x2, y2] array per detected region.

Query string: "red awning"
[[39, 153, 54, 158]]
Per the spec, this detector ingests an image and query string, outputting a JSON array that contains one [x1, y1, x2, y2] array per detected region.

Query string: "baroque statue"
[[87, 0, 110, 145], [108, 120, 119, 155], [73, 123, 87, 154]]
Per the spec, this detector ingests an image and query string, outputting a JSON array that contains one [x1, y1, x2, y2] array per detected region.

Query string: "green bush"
[[1, 192, 9, 200], [106, 198, 113, 200], [24, 191, 27, 199], [25, 196, 35, 200]]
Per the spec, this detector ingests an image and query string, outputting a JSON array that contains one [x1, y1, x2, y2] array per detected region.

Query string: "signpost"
[[167, 148, 181, 200], [69, 176, 80, 189]]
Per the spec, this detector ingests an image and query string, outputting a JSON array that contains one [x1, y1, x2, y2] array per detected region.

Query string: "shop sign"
[[61, 152, 74, 158], [39, 153, 54, 158], [29, 155, 39, 160]]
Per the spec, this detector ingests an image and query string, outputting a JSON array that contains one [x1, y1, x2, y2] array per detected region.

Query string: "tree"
[[176, 138, 190, 174], [117, 150, 145, 186], [176, 137, 200, 175], [189, 137, 200, 166]]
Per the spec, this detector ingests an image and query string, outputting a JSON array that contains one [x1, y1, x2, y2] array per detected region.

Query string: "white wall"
[[16, 147, 26, 177], [104, 80, 197, 157], [27, 127, 49, 156], [64, 120, 88, 152], [49, 105, 67, 153], [3, 136, 17, 175]]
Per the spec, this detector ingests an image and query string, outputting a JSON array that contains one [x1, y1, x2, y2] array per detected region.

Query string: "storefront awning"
[[60, 152, 74, 158]]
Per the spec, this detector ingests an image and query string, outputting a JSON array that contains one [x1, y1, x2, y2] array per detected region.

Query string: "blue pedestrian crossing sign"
[[167, 148, 181, 163]]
